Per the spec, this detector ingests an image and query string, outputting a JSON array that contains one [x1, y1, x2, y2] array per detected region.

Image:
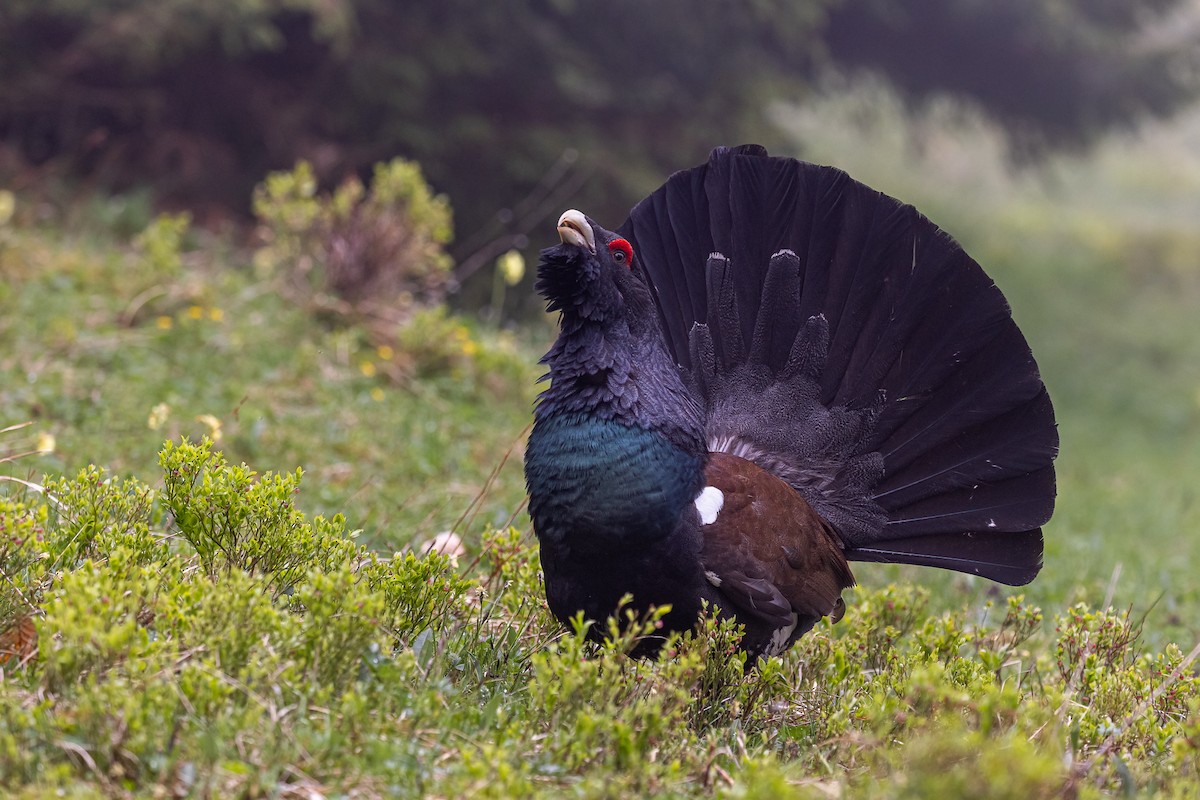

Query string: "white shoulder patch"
[[694, 486, 724, 525]]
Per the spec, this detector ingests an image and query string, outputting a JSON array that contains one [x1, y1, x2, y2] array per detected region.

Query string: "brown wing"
[[698, 452, 855, 653]]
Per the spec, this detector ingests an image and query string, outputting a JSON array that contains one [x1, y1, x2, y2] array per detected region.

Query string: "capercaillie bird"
[[523, 145, 1058, 658]]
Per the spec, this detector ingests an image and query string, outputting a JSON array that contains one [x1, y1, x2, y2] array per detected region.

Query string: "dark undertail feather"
[[621, 145, 1058, 585]]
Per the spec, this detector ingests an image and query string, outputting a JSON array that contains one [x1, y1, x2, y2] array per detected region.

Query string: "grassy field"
[[3, 96, 1200, 797], [0, 199, 538, 551]]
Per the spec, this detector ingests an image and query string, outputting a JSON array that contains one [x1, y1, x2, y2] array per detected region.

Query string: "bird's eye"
[[608, 238, 634, 267]]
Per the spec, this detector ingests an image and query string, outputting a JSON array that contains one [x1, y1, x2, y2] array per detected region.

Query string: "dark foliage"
[[1, 0, 1196, 259], [824, 0, 1200, 152]]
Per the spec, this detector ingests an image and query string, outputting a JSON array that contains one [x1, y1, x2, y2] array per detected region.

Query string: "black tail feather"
[[883, 466, 1057, 537], [621, 145, 1058, 583], [705, 253, 746, 370], [847, 528, 1045, 586], [749, 249, 805, 370], [875, 389, 1057, 510]]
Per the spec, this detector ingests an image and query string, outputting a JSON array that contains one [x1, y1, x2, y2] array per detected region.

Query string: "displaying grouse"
[[524, 145, 1058, 659]]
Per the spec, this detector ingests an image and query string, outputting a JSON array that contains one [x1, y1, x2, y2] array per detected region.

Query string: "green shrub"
[[133, 212, 191, 283], [0, 499, 46, 647], [8, 459, 1200, 798], [42, 467, 165, 570], [39, 549, 166, 693], [159, 438, 356, 596], [291, 564, 386, 695], [253, 158, 453, 318], [361, 549, 472, 647]]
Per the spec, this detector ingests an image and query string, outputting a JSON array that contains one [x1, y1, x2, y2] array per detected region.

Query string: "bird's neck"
[[534, 312, 705, 453]]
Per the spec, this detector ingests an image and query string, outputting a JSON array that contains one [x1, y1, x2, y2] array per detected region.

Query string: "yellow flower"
[[376, 344, 395, 361], [496, 249, 526, 286], [461, 339, 478, 357], [195, 414, 222, 442], [35, 431, 55, 454], [155, 316, 174, 330], [370, 387, 386, 402], [147, 403, 170, 431], [0, 190, 15, 226], [208, 307, 224, 322], [359, 360, 377, 377], [186, 305, 204, 320]]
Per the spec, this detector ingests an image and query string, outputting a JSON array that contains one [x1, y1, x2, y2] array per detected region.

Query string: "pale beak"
[[557, 209, 596, 253]]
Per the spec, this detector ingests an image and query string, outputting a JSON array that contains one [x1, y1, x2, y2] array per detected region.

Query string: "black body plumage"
[[525, 145, 1058, 657]]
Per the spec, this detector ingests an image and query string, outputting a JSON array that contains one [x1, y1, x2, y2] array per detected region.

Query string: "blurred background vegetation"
[[4, 0, 1200, 309]]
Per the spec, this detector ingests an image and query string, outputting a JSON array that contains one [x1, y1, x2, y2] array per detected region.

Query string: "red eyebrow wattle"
[[609, 238, 634, 265]]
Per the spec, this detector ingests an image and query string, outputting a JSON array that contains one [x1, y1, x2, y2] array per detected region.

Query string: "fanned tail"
[[621, 146, 1058, 585]]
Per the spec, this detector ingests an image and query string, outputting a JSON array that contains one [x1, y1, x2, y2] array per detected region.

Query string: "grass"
[[3, 89, 1200, 796], [0, 205, 538, 552]]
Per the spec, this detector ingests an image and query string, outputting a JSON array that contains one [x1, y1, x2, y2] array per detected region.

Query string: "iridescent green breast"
[[525, 413, 704, 548]]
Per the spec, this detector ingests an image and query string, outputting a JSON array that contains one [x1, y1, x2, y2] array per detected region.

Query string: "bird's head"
[[536, 209, 653, 323]]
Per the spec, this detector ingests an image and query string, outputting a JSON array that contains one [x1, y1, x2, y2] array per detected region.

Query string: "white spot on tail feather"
[[765, 612, 800, 657], [704, 570, 722, 587], [694, 486, 724, 525]]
